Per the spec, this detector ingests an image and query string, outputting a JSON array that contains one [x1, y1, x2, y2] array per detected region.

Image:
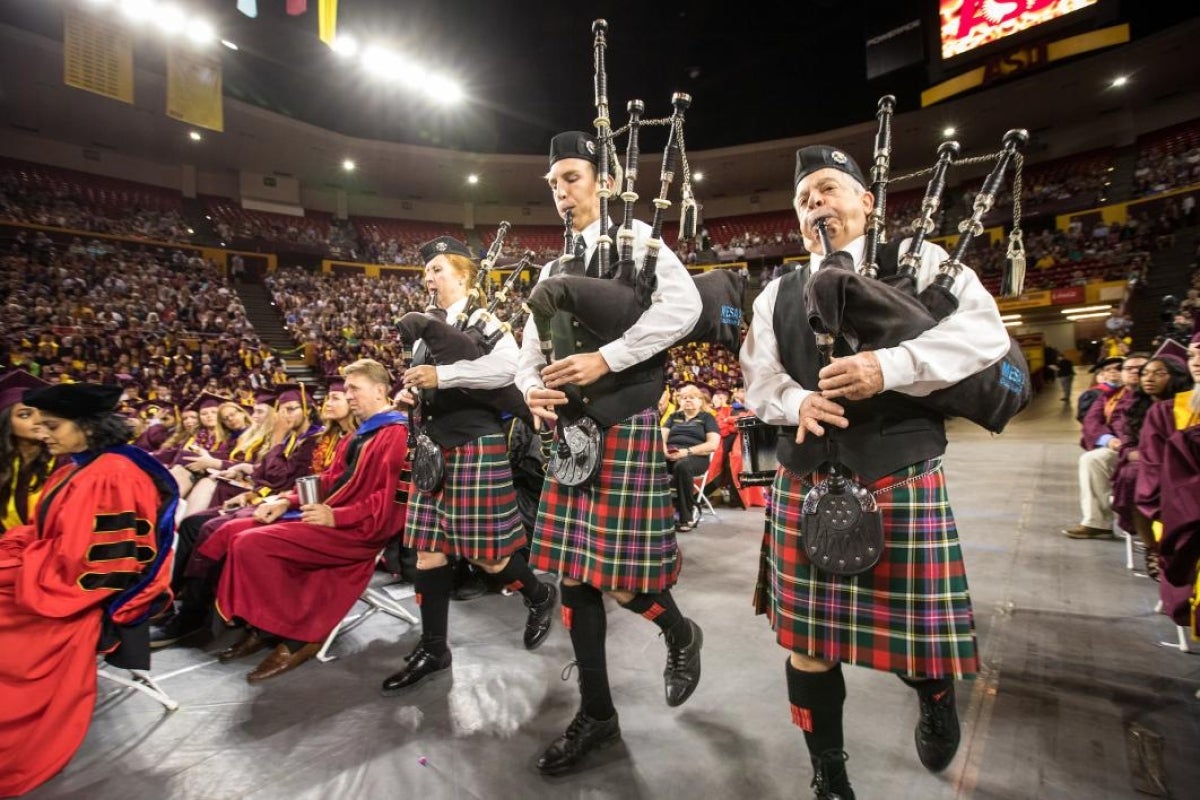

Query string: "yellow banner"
[[167, 47, 224, 132], [63, 7, 133, 104], [318, 0, 339, 46], [996, 290, 1051, 311]]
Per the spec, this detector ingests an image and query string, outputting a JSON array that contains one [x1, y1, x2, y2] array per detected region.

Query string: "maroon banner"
[[1051, 286, 1085, 305]]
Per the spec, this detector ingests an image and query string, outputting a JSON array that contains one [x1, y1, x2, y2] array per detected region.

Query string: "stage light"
[[362, 46, 401, 79], [342, 159, 356, 172], [186, 18, 216, 45], [187, 227, 194, 234], [467, 174, 479, 185], [189, 130, 202, 141], [220, 39, 239, 51], [332, 35, 359, 57], [1111, 75, 1128, 88], [424, 75, 463, 104], [693, 172, 705, 182], [942, 126, 956, 138], [154, 4, 186, 35]]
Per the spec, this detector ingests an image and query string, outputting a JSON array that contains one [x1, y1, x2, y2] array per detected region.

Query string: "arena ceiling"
[[0, 2, 1198, 208]]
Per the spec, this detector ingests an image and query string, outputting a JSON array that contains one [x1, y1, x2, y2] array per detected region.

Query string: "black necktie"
[[574, 234, 588, 270]]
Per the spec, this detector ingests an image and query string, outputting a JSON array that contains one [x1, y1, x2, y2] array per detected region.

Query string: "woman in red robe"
[[0, 383, 177, 797]]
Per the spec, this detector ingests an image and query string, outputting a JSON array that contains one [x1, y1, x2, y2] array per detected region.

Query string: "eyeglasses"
[[1121, 366, 1142, 372], [1140, 369, 1170, 378]]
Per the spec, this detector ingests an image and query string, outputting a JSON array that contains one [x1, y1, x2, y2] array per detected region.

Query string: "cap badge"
[[831, 150, 848, 164], [435, 241, 448, 252]]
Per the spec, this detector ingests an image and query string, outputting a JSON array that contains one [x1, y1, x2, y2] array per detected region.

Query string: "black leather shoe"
[[811, 749, 855, 800], [536, 709, 621, 776], [663, 619, 703, 707], [523, 583, 557, 651], [380, 644, 452, 695], [149, 614, 208, 649], [915, 683, 961, 772]]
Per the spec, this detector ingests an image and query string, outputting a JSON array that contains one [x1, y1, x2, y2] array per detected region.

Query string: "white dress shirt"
[[418, 296, 519, 390], [516, 217, 702, 396], [740, 235, 1010, 426]]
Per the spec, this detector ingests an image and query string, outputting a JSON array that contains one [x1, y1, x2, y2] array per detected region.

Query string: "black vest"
[[545, 231, 665, 428], [411, 339, 503, 449], [772, 250, 947, 482]]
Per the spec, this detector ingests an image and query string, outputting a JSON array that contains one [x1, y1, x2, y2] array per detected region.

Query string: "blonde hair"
[[441, 253, 479, 287], [214, 401, 250, 445], [343, 358, 393, 388]]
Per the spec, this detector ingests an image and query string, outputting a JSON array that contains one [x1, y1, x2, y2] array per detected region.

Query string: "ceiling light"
[[121, 0, 154, 23], [999, 313, 1022, 321], [189, 130, 202, 141], [220, 39, 239, 51], [1066, 311, 1114, 321], [154, 4, 186, 35], [693, 172, 705, 182], [467, 174, 479, 185], [1003, 320, 1023, 327], [362, 46, 401, 79], [342, 159, 356, 172], [186, 227, 194, 234], [1060, 304, 1111, 315], [332, 35, 359, 57], [424, 74, 463, 104], [942, 126, 956, 138], [186, 18, 216, 45], [1111, 75, 1128, 88]]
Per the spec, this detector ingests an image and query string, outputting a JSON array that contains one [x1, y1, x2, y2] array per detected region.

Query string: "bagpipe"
[[523, 19, 745, 486], [802, 97, 1034, 434], [394, 223, 536, 491]]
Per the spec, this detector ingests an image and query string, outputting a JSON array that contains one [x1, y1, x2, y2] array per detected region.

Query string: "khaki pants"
[[1078, 447, 1117, 529]]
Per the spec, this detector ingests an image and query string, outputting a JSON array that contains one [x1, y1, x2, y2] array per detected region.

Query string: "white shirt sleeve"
[[436, 332, 518, 390], [598, 220, 702, 373], [515, 261, 555, 397], [872, 239, 1012, 396], [739, 277, 812, 426]]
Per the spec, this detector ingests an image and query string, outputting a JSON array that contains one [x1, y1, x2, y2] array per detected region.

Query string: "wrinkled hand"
[[542, 352, 611, 389], [403, 365, 438, 391], [817, 351, 883, 401], [526, 387, 569, 427], [795, 394, 848, 444], [254, 498, 289, 524], [300, 503, 335, 527]]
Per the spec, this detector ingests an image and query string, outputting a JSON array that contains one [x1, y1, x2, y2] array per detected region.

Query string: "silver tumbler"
[[296, 475, 322, 506]]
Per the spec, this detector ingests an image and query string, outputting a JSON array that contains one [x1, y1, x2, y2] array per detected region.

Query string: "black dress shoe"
[[663, 618, 703, 707], [149, 614, 208, 649], [523, 583, 557, 651], [381, 644, 452, 695], [811, 749, 855, 800], [915, 683, 961, 772], [536, 709, 621, 776]]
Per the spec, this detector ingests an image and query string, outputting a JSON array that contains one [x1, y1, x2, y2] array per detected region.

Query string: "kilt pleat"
[[404, 433, 526, 559], [530, 408, 679, 592], [754, 458, 979, 679]]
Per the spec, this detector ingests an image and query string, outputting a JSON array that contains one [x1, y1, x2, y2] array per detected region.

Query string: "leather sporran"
[[411, 432, 446, 494], [547, 416, 603, 488], [800, 471, 885, 576]]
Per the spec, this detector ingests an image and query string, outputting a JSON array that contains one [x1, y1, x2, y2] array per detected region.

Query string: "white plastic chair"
[[317, 577, 420, 663], [97, 663, 179, 712], [690, 452, 720, 526]]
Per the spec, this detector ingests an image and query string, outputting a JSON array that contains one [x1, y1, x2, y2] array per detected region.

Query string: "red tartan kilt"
[[755, 458, 979, 680], [404, 433, 525, 560], [530, 408, 679, 592]]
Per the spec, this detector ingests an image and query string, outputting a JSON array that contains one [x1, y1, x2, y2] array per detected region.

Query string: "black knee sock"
[[414, 563, 454, 656], [176, 576, 214, 629], [621, 590, 690, 646], [785, 659, 846, 758], [561, 582, 614, 721], [490, 554, 548, 603], [900, 675, 953, 702]]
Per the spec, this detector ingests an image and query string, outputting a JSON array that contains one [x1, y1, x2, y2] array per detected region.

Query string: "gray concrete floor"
[[27, 388, 1200, 800]]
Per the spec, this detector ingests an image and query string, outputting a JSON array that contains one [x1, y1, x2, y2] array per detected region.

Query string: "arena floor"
[[26, 387, 1200, 800]]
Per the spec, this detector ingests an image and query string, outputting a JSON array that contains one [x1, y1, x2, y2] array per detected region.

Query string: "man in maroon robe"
[[195, 359, 410, 682]]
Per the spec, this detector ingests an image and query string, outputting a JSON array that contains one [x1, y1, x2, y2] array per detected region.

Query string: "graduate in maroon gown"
[[0, 383, 176, 797], [197, 359, 410, 682]]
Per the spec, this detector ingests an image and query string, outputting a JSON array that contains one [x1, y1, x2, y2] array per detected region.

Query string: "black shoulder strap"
[[875, 240, 904, 280]]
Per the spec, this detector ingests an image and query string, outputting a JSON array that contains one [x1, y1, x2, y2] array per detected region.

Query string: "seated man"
[[182, 359, 409, 682]]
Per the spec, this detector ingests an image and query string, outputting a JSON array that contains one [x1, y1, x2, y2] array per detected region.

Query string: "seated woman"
[[0, 370, 55, 536], [0, 383, 176, 797], [170, 399, 251, 501], [181, 393, 278, 514], [661, 383, 720, 532], [151, 406, 200, 464], [1111, 350, 1192, 578]]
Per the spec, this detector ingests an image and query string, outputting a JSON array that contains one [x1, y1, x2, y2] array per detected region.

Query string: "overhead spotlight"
[[186, 227, 195, 234], [467, 174, 479, 185], [362, 46, 401, 79], [342, 159, 356, 172], [331, 35, 358, 57], [1111, 75, 1128, 88], [154, 4, 186, 35], [189, 130, 202, 142], [693, 171, 705, 182], [220, 39, 239, 51], [186, 18, 216, 45], [425, 75, 464, 104], [121, 0, 154, 23], [942, 126, 957, 138]]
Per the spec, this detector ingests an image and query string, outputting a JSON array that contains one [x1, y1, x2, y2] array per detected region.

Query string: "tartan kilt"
[[530, 407, 679, 593], [404, 433, 526, 560], [753, 458, 979, 680]]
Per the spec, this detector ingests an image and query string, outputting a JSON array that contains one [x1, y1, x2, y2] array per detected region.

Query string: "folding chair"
[[690, 445, 723, 526], [97, 663, 179, 713], [317, 553, 421, 662]]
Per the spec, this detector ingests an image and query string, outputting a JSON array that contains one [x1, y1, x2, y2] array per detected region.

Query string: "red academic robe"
[[0, 451, 174, 797], [201, 415, 410, 642]]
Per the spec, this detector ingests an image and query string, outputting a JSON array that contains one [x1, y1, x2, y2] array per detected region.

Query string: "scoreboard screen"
[[939, 0, 1099, 60]]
